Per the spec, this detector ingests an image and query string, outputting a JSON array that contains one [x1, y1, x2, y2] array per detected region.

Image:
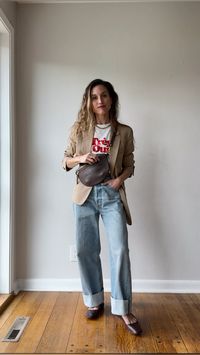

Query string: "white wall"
[[15, 2, 200, 292]]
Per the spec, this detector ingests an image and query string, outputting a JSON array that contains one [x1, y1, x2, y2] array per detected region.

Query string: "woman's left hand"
[[102, 177, 122, 191]]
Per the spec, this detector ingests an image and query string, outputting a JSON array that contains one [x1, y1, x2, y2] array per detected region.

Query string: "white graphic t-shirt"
[[91, 124, 112, 154]]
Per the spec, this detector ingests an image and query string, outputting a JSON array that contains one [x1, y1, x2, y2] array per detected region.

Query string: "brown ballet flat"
[[86, 303, 104, 320], [120, 313, 142, 336]]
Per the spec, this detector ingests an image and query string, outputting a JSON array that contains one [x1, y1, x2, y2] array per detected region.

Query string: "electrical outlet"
[[70, 245, 78, 262]]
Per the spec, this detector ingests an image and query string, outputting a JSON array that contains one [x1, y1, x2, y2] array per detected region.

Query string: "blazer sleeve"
[[63, 135, 77, 171], [122, 127, 135, 177]]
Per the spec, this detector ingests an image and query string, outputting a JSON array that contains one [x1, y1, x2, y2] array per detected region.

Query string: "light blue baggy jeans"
[[73, 184, 132, 315]]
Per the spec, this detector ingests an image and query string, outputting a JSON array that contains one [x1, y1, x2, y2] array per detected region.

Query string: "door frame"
[[0, 8, 15, 294]]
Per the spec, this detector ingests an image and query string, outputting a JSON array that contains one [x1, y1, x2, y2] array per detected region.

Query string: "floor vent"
[[2, 316, 30, 342]]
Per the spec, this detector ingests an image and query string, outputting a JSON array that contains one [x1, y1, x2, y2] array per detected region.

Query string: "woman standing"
[[62, 79, 142, 336]]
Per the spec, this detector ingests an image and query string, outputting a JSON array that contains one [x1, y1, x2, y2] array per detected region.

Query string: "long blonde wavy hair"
[[70, 79, 119, 141]]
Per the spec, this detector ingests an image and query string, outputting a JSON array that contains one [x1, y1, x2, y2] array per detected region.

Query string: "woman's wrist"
[[116, 176, 123, 186], [65, 156, 81, 169], [117, 170, 130, 185]]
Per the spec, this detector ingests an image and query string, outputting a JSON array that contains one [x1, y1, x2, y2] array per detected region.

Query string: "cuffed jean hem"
[[111, 296, 132, 315], [83, 290, 104, 307]]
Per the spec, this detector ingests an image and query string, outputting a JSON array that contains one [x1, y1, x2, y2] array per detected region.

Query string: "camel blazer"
[[64, 123, 135, 225]]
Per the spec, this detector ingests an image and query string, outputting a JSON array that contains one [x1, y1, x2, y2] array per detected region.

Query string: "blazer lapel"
[[109, 126, 120, 177], [81, 127, 95, 154]]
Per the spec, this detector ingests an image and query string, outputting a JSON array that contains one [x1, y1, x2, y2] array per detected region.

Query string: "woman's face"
[[91, 85, 112, 117]]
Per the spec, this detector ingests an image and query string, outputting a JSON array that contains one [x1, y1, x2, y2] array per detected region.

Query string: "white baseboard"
[[14, 278, 200, 294]]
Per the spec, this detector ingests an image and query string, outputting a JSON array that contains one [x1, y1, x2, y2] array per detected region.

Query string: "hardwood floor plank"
[[172, 294, 200, 352], [0, 292, 25, 328], [162, 293, 200, 353], [0, 293, 13, 312], [99, 293, 123, 354], [36, 292, 79, 353], [179, 293, 200, 327], [14, 292, 59, 353], [143, 293, 187, 353], [66, 293, 107, 353], [0, 295, 11, 308], [0, 291, 44, 353], [189, 294, 200, 313], [0, 293, 16, 316], [137, 293, 159, 353]]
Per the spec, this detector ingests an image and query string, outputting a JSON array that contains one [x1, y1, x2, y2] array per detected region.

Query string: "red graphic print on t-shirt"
[[92, 137, 111, 153]]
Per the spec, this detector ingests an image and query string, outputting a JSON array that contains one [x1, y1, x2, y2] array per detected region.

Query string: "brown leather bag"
[[76, 154, 110, 187]]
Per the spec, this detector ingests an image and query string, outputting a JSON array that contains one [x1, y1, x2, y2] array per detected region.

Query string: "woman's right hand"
[[62, 152, 98, 170], [79, 153, 98, 165]]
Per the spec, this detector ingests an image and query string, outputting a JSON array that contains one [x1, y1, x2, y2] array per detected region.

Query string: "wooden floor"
[[0, 295, 10, 310], [0, 291, 200, 354], [0, 294, 15, 316]]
